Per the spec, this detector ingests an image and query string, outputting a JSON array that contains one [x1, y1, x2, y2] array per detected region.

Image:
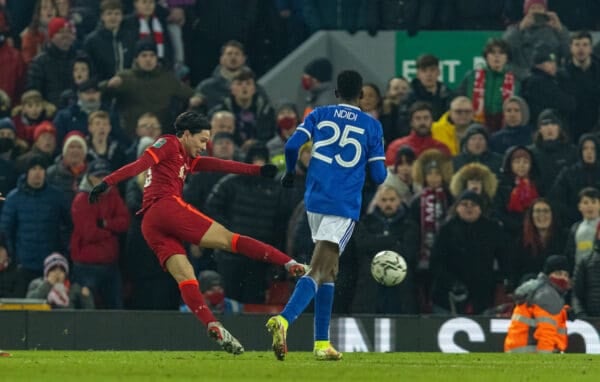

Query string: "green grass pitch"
[[1, 351, 598, 381]]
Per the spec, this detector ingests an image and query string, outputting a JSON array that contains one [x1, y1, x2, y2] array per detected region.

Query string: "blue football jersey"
[[297, 104, 385, 220]]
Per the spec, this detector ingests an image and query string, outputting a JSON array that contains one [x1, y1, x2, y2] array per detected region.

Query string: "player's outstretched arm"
[[89, 154, 155, 204], [281, 131, 309, 188], [191, 156, 277, 178]]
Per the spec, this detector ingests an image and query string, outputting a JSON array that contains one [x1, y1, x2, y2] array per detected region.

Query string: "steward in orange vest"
[[504, 255, 571, 353]]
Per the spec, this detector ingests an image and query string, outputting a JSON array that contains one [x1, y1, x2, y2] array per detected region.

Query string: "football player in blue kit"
[[266, 70, 387, 360]]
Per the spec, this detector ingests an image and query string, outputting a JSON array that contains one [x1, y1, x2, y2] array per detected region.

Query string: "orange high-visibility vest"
[[504, 303, 568, 353]]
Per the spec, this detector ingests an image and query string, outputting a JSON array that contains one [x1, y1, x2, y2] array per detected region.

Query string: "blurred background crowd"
[[1, 0, 600, 318]]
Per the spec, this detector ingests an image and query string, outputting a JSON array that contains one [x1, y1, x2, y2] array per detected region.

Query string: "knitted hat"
[[62, 131, 88, 156], [543, 255, 568, 275], [26, 154, 49, 172], [87, 158, 111, 177], [523, 0, 547, 14], [457, 189, 483, 207], [44, 252, 69, 278], [198, 270, 223, 293], [137, 136, 155, 158], [48, 17, 71, 39], [33, 121, 56, 142], [460, 123, 489, 150], [304, 58, 333, 82], [532, 44, 556, 65], [135, 38, 157, 57], [537, 109, 561, 127], [0, 116, 15, 132]]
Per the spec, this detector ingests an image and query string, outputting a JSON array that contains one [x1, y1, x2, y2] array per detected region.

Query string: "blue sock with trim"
[[280, 276, 318, 325], [314, 282, 334, 341]]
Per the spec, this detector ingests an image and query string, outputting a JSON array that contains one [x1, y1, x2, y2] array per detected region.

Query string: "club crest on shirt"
[[153, 138, 167, 148]]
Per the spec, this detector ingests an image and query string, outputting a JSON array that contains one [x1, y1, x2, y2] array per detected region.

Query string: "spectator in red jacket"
[[70, 158, 130, 308], [385, 101, 450, 165], [0, 27, 25, 102]]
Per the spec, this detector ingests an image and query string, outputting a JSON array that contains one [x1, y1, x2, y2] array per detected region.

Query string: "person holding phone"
[[503, 0, 570, 80]]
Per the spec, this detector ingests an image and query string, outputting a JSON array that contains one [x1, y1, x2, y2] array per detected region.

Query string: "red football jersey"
[[141, 135, 191, 210], [103, 134, 261, 212]]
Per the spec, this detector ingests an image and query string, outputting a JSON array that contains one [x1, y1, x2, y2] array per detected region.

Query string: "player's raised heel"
[[314, 345, 343, 361], [266, 316, 287, 361], [207, 322, 244, 355]]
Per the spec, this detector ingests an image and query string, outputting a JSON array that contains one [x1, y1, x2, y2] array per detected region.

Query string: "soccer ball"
[[370, 250, 407, 286]]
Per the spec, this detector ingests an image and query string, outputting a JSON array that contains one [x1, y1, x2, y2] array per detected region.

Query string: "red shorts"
[[141, 196, 214, 269]]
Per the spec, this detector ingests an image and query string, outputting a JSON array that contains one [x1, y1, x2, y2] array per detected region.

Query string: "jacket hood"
[[500, 144, 540, 179], [503, 95, 530, 127], [578, 133, 600, 166], [450, 162, 498, 200]]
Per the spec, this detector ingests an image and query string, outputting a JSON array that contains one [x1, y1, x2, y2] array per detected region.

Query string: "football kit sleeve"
[[190, 156, 261, 176]]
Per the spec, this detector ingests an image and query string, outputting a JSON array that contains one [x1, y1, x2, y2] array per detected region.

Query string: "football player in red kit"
[[89, 111, 307, 355]]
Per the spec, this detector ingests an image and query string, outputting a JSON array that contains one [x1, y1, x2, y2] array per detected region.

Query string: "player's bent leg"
[[200, 221, 308, 277], [166, 255, 244, 355]]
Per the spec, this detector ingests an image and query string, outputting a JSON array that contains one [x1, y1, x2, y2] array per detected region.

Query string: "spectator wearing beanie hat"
[[453, 123, 503, 177], [505, 254, 570, 353], [26, 252, 95, 309], [0, 117, 23, 161], [70, 158, 129, 309], [15, 121, 57, 174], [430, 188, 507, 315], [301, 57, 336, 117], [26, 16, 78, 106], [528, 109, 577, 193], [503, 0, 570, 80], [0, 154, 70, 291], [46, 131, 88, 204]]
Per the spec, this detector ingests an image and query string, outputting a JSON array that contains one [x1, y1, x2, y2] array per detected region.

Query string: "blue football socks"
[[280, 276, 318, 325], [314, 282, 334, 341]]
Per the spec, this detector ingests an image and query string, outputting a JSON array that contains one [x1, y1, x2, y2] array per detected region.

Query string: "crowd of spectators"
[[0, 0, 600, 318]]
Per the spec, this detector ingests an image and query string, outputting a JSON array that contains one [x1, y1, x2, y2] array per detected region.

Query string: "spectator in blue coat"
[[0, 155, 71, 296]]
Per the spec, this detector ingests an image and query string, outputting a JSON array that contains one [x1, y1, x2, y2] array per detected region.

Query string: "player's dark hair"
[[578, 187, 600, 202], [174, 111, 210, 137], [408, 101, 433, 120], [336, 70, 363, 101]]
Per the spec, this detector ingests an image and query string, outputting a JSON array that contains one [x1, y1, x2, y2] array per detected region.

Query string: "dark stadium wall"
[[1, 311, 599, 353]]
